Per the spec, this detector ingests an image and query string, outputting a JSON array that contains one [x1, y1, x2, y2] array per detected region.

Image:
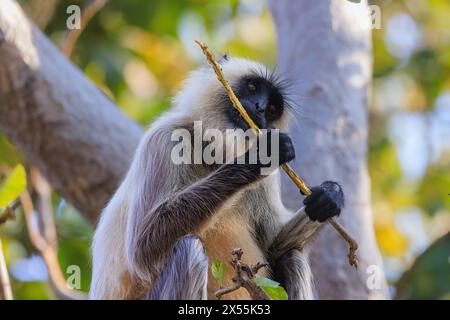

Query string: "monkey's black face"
[[225, 75, 285, 130]]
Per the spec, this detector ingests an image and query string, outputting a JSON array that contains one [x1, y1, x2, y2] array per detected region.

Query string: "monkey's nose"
[[255, 102, 265, 113]]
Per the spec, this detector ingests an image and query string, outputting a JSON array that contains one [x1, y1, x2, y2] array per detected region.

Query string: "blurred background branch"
[[19, 168, 86, 300], [0, 0, 143, 225], [60, 0, 109, 57], [0, 239, 13, 300]]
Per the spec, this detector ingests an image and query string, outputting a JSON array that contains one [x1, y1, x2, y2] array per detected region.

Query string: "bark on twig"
[[215, 248, 269, 300], [19, 168, 87, 300], [60, 0, 109, 57], [328, 218, 358, 267], [0, 0, 143, 226], [195, 40, 359, 268]]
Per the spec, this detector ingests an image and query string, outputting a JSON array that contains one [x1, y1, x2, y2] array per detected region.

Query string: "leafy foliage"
[[0, 164, 26, 209], [395, 233, 450, 300], [211, 259, 226, 287], [252, 277, 288, 300], [210, 259, 288, 300]]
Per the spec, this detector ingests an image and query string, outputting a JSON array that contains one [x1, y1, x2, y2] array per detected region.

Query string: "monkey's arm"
[[268, 207, 321, 262], [126, 160, 262, 282], [125, 129, 294, 282], [267, 181, 344, 299], [269, 181, 344, 257]]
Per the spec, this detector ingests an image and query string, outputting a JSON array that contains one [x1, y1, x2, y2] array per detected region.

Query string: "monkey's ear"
[[218, 53, 229, 64]]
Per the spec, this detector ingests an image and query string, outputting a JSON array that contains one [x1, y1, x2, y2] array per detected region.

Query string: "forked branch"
[[215, 248, 270, 300]]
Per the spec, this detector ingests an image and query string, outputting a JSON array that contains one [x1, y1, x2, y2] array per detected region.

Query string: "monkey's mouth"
[[231, 112, 251, 130], [226, 107, 264, 130]]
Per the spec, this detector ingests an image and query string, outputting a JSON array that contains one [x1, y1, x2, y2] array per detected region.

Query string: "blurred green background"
[[1, 0, 449, 299]]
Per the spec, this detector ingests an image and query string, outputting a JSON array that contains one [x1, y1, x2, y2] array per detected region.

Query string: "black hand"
[[278, 132, 295, 166], [237, 130, 295, 168], [303, 181, 344, 222]]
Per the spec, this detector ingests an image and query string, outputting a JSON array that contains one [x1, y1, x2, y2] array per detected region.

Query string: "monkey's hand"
[[277, 132, 296, 166], [303, 181, 344, 222], [233, 131, 295, 182], [246, 131, 295, 166]]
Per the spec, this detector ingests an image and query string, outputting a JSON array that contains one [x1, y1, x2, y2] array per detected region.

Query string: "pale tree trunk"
[[269, 0, 388, 299], [0, 0, 143, 225]]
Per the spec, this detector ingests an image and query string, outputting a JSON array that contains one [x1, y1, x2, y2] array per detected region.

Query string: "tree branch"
[[60, 0, 109, 58], [0, 0, 143, 225], [19, 169, 87, 300], [215, 248, 270, 300]]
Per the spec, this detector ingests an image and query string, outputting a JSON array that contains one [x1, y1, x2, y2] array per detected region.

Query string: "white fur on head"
[[172, 57, 291, 131], [170, 57, 292, 163]]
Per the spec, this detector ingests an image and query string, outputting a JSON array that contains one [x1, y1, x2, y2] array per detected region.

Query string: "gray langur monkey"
[[89, 57, 344, 300]]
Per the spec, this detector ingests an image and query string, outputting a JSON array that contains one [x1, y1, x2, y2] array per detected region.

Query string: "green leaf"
[[253, 277, 288, 300], [261, 286, 289, 300], [0, 164, 27, 209], [211, 259, 226, 286], [253, 276, 280, 288]]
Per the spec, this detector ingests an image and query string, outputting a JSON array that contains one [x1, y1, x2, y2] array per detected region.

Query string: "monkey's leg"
[[268, 207, 322, 300], [147, 235, 208, 300], [271, 249, 314, 300]]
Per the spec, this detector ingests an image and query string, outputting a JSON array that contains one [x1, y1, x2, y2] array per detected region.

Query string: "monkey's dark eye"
[[267, 104, 276, 114], [247, 82, 257, 93]]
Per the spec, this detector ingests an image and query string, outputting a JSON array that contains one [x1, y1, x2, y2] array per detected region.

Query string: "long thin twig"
[[19, 168, 86, 300], [60, 0, 109, 57], [195, 40, 358, 268], [0, 239, 13, 300], [215, 248, 269, 300], [30, 168, 57, 248]]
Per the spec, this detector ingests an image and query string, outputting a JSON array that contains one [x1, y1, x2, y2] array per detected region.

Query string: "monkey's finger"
[[311, 203, 340, 222], [303, 187, 323, 205], [305, 192, 337, 218], [304, 199, 328, 217], [305, 202, 340, 222]]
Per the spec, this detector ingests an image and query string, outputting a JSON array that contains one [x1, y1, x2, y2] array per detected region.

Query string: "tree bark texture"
[[0, 0, 143, 225], [269, 0, 388, 299]]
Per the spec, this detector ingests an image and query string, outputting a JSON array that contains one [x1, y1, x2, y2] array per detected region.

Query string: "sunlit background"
[[1, 0, 449, 299]]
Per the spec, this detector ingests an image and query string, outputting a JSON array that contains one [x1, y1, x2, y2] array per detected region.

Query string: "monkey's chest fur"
[[201, 215, 266, 299], [199, 183, 280, 300]]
